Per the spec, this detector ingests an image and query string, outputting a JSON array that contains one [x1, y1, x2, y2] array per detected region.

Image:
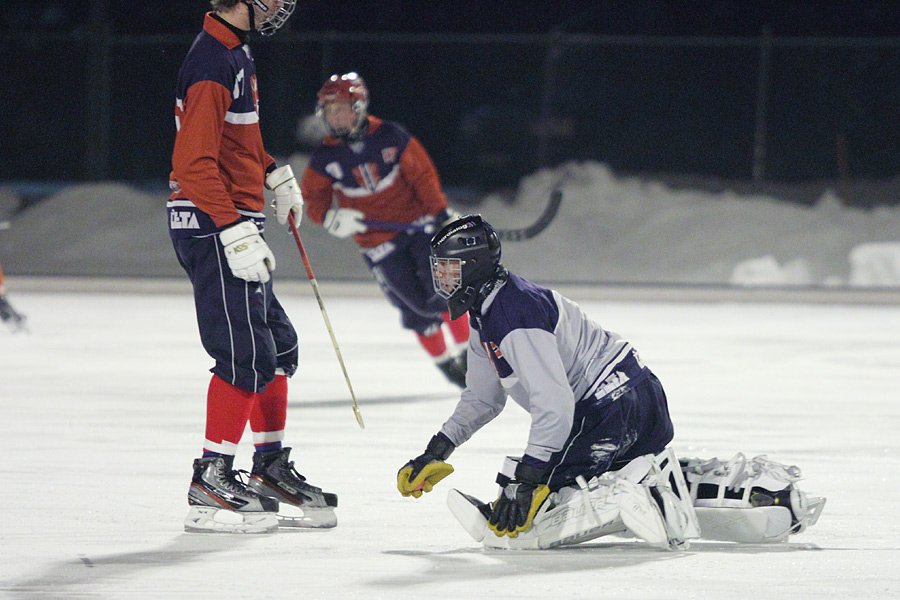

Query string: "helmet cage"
[[431, 256, 464, 299], [249, 0, 296, 36]]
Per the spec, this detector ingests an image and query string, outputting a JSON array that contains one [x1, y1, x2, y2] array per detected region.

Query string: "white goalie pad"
[[680, 453, 826, 543], [446, 448, 699, 551]]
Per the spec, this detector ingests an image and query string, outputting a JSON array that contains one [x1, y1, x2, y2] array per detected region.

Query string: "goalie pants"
[[545, 369, 674, 491], [172, 233, 298, 393], [363, 229, 448, 335]]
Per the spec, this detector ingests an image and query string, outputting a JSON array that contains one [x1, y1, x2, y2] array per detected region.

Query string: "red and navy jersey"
[[168, 13, 274, 238], [300, 116, 448, 248]]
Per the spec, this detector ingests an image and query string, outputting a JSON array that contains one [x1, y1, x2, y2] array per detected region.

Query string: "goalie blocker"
[[447, 449, 825, 549]]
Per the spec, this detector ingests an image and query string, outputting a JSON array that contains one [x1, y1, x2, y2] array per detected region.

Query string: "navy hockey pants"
[[545, 369, 674, 491], [362, 230, 447, 334], [173, 233, 298, 393]]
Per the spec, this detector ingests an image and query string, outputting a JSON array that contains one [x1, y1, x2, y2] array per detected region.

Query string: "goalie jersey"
[[168, 13, 275, 239], [440, 274, 647, 463]]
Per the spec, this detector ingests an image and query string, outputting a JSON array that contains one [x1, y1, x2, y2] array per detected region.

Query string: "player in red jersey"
[[301, 73, 469, 387], [169, 0, 336, 534]]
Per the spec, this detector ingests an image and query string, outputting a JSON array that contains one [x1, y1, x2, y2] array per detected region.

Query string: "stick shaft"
[[287, 213, 365, 429]]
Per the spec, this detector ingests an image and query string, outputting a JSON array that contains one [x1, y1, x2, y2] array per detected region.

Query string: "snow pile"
[[1, 161, 899, 286]]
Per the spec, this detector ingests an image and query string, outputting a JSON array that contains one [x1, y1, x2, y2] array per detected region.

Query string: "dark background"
[[4, 1, 900, 204], [8, 1, 900, 36]]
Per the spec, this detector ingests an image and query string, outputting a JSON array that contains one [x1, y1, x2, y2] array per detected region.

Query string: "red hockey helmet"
[[316, 73, 370, 138]]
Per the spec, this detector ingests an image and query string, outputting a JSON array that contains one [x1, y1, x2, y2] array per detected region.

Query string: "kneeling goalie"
[[397, 215, 824, 550]]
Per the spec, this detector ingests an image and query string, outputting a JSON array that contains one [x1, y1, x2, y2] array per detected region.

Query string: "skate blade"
[[276, 503, 337, 529], [184, 505, 278, 534]]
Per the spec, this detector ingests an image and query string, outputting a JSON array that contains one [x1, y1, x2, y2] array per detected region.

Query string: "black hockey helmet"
[[430, 214, 503, 320]]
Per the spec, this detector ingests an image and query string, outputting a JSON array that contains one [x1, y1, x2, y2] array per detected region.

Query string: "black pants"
[[173, 233, 298, 393], [363, 230, 447, 334], [545, 370, 674, 491]]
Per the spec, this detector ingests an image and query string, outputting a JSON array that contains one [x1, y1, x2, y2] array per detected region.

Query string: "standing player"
[[300, 73, 469, 388], [0, 262, 27, 333], [397, 215, 823, 549], [168, 0, 336, 534]]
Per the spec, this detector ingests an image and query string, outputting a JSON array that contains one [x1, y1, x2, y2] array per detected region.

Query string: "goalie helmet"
[[316, 73, 370, 138], [430, 214, 503, 320]]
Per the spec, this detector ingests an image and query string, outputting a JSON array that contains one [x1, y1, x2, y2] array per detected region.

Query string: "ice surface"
[[1, 286, 899, 599]]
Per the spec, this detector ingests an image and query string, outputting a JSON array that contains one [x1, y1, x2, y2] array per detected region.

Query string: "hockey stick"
[[362, 188, 563, 242], [287, 213, 365, 429]]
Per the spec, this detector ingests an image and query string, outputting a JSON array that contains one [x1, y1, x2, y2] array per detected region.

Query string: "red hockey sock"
[[442, 311, 470, 344], [416, 325, 449, 360], [204, 374, 255, 455], [250, 374, 287, 449]]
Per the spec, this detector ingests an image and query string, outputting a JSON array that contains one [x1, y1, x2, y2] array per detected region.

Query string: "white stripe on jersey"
[[333, 164, 401, 197], [166, 199, 266, 220], [225, 110, 260, 125]]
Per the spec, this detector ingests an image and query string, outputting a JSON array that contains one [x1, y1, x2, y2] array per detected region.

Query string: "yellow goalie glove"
[[397, 433, 456, 498]]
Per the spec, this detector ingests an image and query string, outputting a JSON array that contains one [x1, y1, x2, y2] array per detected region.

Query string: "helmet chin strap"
[[244, 0, 271, 31]]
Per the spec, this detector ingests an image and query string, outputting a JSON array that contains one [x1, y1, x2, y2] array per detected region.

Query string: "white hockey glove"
[[323, 207, 368, 239], [220, 221, 276, 283], [266, 165, 303, 226]]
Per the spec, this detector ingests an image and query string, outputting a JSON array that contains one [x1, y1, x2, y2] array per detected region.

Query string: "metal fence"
[[4, 29, 900, 198]]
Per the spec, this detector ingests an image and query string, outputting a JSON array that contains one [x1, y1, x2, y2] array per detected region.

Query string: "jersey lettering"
[[170, 211, 201, 230], [325, 162, 343, 180], [233, 68, 244, 99]]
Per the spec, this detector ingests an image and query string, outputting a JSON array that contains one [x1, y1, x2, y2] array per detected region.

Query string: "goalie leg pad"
[[680, 453, 826, 541]]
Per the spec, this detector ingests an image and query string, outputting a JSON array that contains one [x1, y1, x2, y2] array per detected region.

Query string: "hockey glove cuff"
[[488, 458, 550, 538], [266, 165, 304, 226], [397, 433, 455, 498]]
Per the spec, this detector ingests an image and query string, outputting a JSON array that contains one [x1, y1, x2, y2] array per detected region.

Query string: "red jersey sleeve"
[[171, 80, 242, 227], [300, 166, 335, 225], [400, 136, 449, 216]]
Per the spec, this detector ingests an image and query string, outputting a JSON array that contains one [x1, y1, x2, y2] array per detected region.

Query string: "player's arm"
[[400, 136, 449, 216], [172, 80, 242, 228], [501, 328, 575, 463], [397, 330, 506, 498], [300, 166, 367, 238]]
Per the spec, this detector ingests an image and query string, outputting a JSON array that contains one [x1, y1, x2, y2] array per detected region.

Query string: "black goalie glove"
[[488, 459, 551, 538]]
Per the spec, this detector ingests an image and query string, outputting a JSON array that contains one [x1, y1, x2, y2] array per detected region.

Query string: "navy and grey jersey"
[[439, 273, 646, 462]]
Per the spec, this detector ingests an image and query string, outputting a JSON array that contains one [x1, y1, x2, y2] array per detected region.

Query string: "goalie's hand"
[[323, 207, 368, 239], [397, 433, 455, 498], [266, 165, 304, 226], [220, 221, 276, 283], [488, 459, 550, 538]]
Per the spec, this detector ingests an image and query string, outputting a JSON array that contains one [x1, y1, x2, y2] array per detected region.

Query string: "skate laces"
[[279, 460, 323, 494], [208, 463, 257, 496]]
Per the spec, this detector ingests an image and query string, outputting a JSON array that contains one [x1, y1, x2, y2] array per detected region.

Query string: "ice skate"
[[680, 453, 826, 543], [249, 447, 338, 528], [185, 455, 279, 534], [436, 352, 467, 388], [0, 296, 27, 333]]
